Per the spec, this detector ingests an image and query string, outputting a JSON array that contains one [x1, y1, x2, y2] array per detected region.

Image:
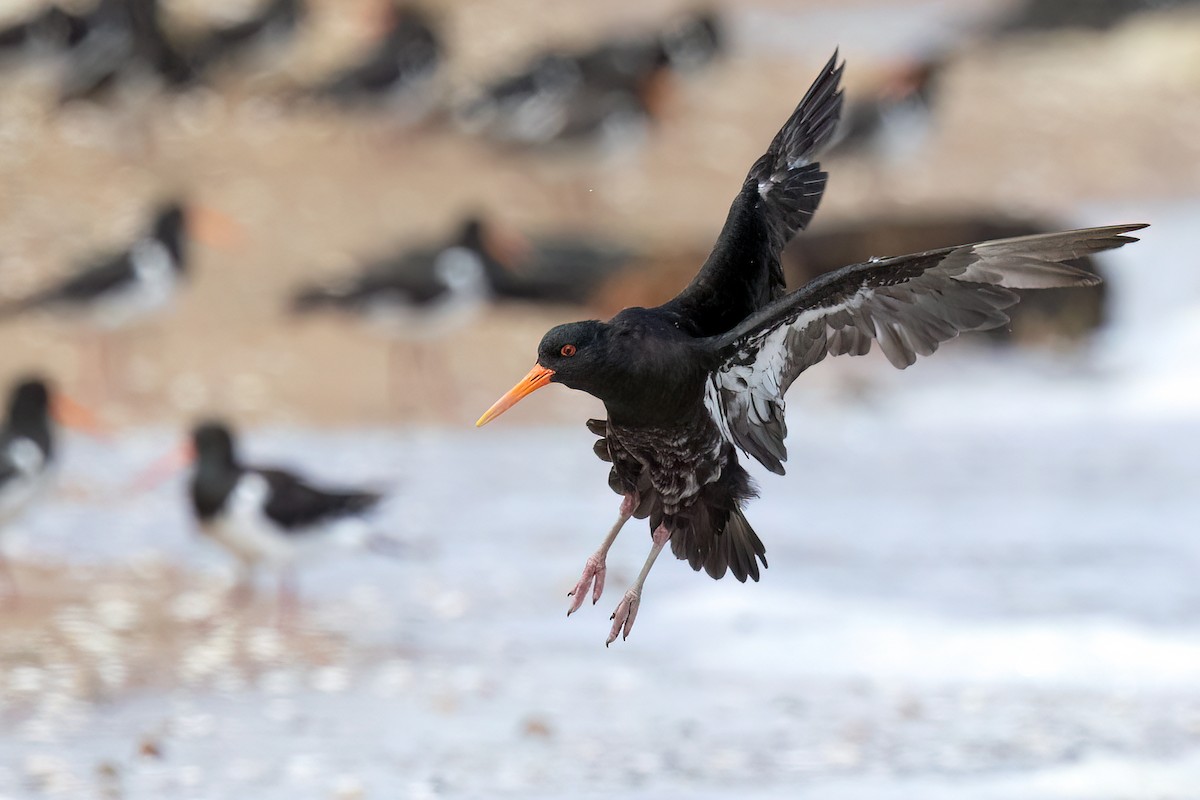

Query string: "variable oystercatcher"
[[476, 52, 1146, 645], [0, 200, 240, 400], [0, 376, 99, 602], [150, 421, 385, 609]]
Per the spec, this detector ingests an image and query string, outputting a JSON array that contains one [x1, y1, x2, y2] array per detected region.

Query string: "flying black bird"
[[0, 376, 97, 602], [475, 52, 1146, 645], [183, 421, 384, 607]]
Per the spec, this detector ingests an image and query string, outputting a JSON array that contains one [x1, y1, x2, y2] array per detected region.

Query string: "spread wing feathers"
[[656, 51, 844, 337], [710, 224, 1147, 475], [749, 49, 845, 251]]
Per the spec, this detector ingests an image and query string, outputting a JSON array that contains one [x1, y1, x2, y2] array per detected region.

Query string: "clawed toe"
[[567, 554, 607, 616], [605, 588, 641, 646]]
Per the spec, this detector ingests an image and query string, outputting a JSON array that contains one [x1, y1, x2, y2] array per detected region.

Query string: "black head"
[[191, 420, 237, 469], [150, 201, 188, 267], [535, 320, 610, 393], [7, 377, 50, 429], [478, 311, 711, 427]]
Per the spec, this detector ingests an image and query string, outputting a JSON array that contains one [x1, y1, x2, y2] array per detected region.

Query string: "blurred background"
[[0, 0, 1198, 797]]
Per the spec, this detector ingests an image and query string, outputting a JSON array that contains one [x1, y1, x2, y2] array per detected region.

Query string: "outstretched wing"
[[706, 224, 1147, 474], [655, 51, 844, 337]]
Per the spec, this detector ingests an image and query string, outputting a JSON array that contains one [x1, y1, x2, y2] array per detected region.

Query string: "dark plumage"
[[476, 52, 1146, 645]]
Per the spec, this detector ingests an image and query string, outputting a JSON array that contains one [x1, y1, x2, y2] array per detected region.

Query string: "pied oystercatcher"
[[0, 200, 239, 399], [0, 376, 97, 600], [175, 421, 385, 607], [456, 10, 721, 149], [305, 3, 442, 121], [476, 52, 1146, 644], [2, 202, 192, 330]]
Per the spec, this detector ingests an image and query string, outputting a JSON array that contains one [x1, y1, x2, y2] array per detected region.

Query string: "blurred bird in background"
[[137, 420, 387, 613], [0, 200, 242, 403], [0, 376, 100, 604], [300, 2, 443, 124], [455, 10, 722, 150]]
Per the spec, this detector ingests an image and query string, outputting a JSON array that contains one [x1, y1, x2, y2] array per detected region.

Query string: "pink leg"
[[228, 565, 255, 608], [567, 494, 636, 615], [0, 552, 19, 608], [277, 569, 299, 625], [606, 523, 671, 646]]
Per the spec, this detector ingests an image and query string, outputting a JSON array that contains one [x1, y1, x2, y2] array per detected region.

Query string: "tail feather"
[[669, 505, 767, 583]]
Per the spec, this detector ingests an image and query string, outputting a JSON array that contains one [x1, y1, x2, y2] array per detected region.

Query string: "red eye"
[[560, 344, 577, 357]]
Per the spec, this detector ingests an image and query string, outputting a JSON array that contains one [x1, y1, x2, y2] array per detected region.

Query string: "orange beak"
[[187, 205, 246, 250], [51, 394, 107, 437], [127, 440, 196, 494], [475, 363, 555, 427]]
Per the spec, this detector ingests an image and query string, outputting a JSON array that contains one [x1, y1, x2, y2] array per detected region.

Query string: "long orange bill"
[[476, 364, 555, 427], [127, 440, 196, 494], [51, 394, 108, 437], [188, 205, 246, 250]]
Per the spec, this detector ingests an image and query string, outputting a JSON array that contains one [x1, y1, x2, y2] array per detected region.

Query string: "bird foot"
[[606, 586, 642, 646], [567, 552, 607, 615]]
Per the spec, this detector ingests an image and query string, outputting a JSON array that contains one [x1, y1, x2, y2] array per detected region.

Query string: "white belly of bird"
[[89, 240, 180, 330], [200, 473, 365, 568], [201, 473, 298, 567], [0, 438, 51, 528], [365, 246, 490, 340]]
